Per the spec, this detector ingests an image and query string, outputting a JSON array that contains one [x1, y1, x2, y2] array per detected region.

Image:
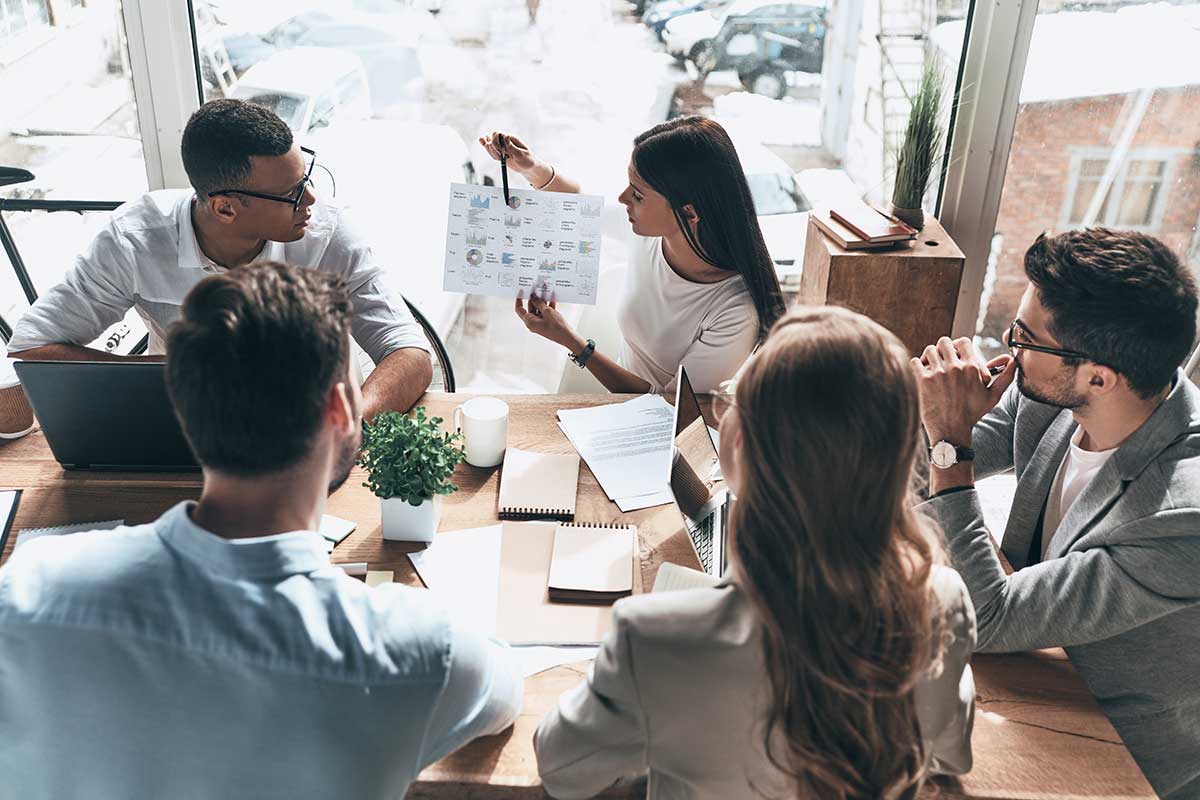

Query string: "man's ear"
[[207, 195, 240, 224], [1082, 363, 1121, 397], [326, 381, 357, 435]]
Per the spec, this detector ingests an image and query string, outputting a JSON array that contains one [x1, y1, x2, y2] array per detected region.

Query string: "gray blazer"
[[533, 569, 976, 800], [920, 369, 1200, 799]]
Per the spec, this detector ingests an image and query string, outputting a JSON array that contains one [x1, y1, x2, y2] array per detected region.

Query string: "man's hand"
[[910, 336, 1016, 445]]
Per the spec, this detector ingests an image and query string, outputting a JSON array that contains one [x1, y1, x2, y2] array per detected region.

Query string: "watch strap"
[[570, 338, 596, 368]]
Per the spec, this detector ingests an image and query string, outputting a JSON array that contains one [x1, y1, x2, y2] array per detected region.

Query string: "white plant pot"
[[380, 495, 440, 543]]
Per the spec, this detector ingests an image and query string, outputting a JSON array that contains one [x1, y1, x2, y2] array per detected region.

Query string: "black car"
[[694, 3, 826, 99]]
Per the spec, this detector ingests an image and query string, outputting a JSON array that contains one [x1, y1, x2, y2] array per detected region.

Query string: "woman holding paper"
[[479, 117, 785, 394], [533, 306, 977, 800]]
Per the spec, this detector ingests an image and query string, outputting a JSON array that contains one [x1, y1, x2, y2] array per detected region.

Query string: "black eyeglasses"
[[1006, 319, 1092, 361], [207, 146, 322, 211]]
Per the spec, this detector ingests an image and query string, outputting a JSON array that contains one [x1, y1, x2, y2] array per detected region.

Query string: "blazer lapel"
[[1047, 370, 1200, 558], [1001, 411, 1074, 570]]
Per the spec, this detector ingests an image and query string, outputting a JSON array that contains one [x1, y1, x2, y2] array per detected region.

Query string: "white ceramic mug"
[[453, 397, 509, 468]]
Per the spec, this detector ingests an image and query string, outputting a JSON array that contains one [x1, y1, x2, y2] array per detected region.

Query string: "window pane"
[[0, 0, 149, 348], [957, 2, 1200, 357], [192, 0, 971, 391]]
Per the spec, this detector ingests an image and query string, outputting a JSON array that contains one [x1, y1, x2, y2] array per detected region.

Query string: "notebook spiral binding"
[[498, 507, 575, 521], [559, 522, 634, 529]]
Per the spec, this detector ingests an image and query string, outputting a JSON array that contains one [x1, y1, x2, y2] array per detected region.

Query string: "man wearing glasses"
[[7, 99, 432, 417], [911, 229, 1200, 799]]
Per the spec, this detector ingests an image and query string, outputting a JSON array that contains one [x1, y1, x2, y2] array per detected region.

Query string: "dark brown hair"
[[1024, 228, 1198, 397], [632, 116, 786, 339], [165, 261, 352, 476], [181, 98, 293, 197], [729, 306, 948, 799]]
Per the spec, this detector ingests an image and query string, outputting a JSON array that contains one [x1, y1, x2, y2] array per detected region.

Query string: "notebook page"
[[498, 449, 580, 518], [548, 524, 634, 594]]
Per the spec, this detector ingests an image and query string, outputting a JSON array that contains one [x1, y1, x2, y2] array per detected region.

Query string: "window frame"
[[1059, 147, 1177, 232]]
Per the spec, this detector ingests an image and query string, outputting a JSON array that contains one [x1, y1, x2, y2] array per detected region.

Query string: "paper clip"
[[497, 133, 511, 206]]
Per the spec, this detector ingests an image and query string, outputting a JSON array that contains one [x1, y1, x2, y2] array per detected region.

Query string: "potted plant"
[[358, 407, 465, 543], [890, 62, 946, 230]]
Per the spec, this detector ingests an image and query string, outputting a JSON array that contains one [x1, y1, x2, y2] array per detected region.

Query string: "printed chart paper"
[[443, 183, 603, 304]]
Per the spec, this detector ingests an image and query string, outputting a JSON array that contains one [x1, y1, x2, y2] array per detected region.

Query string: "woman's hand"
[[479, 131, 538, 175], [514, 295, 584, 353]]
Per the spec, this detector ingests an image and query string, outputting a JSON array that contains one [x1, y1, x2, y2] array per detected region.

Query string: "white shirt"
[[7, 189, 429, 361], [616, 236, 759, 394], [0, 501, 523, 800], [1042, 425, 1117, 558]]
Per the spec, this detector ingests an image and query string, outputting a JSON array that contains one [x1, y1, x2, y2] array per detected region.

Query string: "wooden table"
[[0, 393, 1154, 799]]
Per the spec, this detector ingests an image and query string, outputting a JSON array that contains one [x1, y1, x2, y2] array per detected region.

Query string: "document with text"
[[443, 183, 604, 304]]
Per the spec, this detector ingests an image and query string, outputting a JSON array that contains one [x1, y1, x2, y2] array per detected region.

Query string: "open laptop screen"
[[667, 366, 729, 575]]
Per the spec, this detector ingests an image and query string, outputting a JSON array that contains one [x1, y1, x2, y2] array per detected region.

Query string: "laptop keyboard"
[[688, 513, 715, 574]]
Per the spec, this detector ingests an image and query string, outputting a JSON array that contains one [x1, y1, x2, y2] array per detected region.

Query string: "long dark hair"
[[730, 306, 949, 799], [632, 116, 785, 339]]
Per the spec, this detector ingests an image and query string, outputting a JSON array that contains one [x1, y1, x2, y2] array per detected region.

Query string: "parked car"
[[733, 139, 810, 278], [644, 0, 727, 40], [696, 2, 826, 97], [231, 47, 372, 134], [265, 11, 424, 117], [662, 3, 726, 62]]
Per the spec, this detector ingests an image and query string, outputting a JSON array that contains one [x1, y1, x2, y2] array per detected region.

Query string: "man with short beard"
[[911, 229, 1200, 799], [0, 262, 522, 799]]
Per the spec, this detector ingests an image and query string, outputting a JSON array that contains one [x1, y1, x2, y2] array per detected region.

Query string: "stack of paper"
[[408, 525, 599, 677], [557, 394, 674, 511]]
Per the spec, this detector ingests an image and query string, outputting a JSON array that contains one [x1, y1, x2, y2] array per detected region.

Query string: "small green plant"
[[891, 62, 946, 211], [358, 408, 465, 506]]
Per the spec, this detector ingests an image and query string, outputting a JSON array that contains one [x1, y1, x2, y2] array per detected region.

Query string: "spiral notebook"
[[497, 448, 580, 521], [496, 521, 635, 645], [547, 523, 635, 604]]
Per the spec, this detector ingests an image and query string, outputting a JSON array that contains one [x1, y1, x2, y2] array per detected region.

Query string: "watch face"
[[931, 441, 956, 469]]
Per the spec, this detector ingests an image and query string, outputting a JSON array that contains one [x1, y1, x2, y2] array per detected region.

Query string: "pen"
[[497, 133, 511, 206], [988, 364, 1006, 375]]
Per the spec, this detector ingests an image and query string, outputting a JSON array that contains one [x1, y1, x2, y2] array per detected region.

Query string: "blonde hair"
[[729, 306, 948, 799]]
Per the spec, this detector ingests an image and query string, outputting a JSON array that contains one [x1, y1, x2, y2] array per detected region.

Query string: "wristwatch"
[[569, 338, 596, 369], [929, 440, 975, 470]]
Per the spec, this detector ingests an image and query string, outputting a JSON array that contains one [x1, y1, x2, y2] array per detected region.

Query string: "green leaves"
[[891, 62, 946, 211], [357, 407, 466, 504]]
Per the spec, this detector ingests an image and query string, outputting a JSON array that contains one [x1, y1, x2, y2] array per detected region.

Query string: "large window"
[[938, 1, 1200, 356], [0, 0, 148, 352], [186, 0, 971, 392]]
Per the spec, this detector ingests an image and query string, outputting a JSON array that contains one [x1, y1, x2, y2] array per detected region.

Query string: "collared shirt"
[[7, 189, 430, 361], [0, 502, 522, 799]]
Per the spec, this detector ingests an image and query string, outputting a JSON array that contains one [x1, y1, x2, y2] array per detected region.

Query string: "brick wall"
[[981, 85, 1200, 340]]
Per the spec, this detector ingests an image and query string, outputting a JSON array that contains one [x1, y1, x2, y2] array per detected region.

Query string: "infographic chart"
[[443, 183, 604, 304]]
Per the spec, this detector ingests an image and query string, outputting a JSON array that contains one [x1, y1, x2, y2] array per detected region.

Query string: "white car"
[[735, 139, 863, 285], [231, 47, 372, 134], [662, 0, 772, 62]]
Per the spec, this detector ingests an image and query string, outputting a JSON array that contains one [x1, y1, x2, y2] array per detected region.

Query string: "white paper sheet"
[[443, 183, 604, 304], [513, 645, 599, 677], [0, 490, 18, 540], [319, 514, 357, 545], [652, 562, 721, 593], [557, 395, 674, 506], [408, 525, 503, 637]]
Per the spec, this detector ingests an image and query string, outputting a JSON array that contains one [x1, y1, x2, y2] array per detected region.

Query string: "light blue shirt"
[[0, 502, 522, 800]]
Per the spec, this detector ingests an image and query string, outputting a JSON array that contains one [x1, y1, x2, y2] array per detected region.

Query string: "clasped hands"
[[910, 336, 1017, 446]]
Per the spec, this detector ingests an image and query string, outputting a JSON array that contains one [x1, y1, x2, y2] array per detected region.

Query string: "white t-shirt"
[[615, 236, 760, 394], [1041, 425, 1117, 559]]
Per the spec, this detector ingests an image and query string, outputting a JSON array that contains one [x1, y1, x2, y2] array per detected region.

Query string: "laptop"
[[14, 361, 198, 471], [667, 365, 730, 577]]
